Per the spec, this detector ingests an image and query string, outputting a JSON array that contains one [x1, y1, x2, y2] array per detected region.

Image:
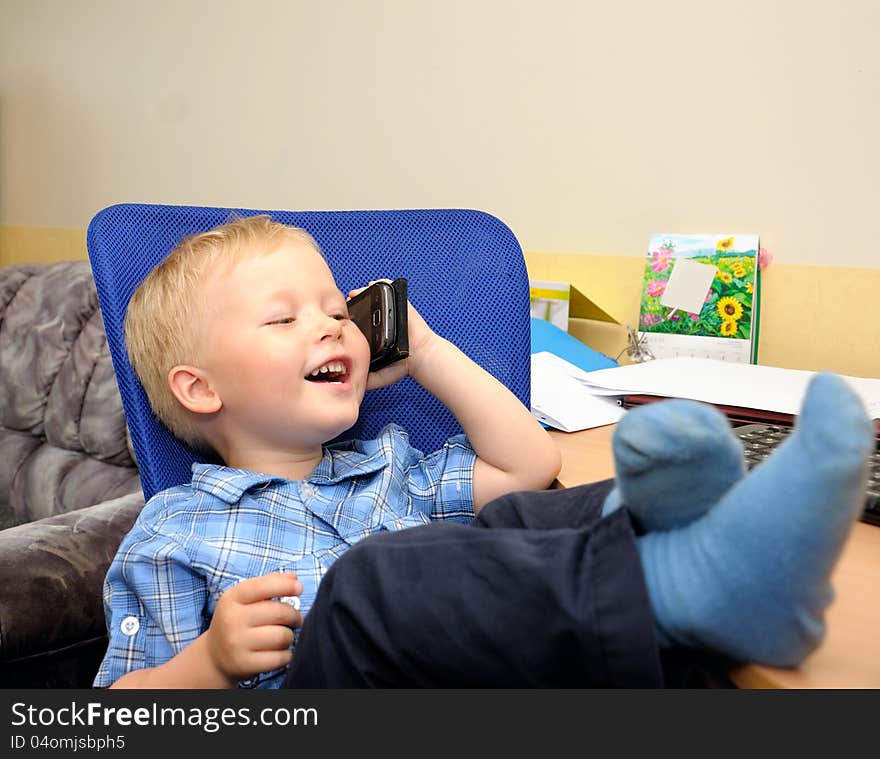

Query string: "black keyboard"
[[733, 424, 880, 527]]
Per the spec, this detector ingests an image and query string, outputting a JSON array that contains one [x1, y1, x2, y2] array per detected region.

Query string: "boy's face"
[[196, 236, 371, 453]]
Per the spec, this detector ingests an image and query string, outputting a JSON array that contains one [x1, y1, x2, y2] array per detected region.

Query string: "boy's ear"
[[168, 365, 222, 415]]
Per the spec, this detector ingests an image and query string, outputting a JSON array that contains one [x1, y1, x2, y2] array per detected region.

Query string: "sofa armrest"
[[0, 491, 143, 667]]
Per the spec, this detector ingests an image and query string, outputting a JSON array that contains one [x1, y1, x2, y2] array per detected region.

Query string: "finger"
[[348, 279, 393, 299], [365, 356, 409, 385], [248, 624, 296, 652], [226, 572, 302, 605], [244, 648, 294, 674], [245, 599, 303, 628]]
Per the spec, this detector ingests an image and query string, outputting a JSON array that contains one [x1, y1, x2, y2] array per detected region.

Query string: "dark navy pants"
[[284, 480, 664, 688]]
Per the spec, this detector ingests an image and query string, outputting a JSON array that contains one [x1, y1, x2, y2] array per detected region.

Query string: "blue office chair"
[[87, 204, 531, 501]]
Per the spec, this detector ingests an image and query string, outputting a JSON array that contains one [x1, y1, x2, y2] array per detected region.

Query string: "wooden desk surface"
[[548, 426, 880, 689]]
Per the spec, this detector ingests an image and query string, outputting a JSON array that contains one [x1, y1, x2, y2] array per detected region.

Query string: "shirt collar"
[[309, 436, 393, 484], [190, 438, 392, 504]]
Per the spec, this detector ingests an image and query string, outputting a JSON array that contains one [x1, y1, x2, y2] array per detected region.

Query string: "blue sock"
[[637, 373, 873, 667], [602, 400, 745, 531]]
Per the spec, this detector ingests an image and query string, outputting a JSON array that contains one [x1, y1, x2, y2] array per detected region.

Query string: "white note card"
[[660, 258, 718, 315]]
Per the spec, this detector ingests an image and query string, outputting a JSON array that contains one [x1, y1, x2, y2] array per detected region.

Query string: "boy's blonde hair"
[[125, 215, 320, 451]]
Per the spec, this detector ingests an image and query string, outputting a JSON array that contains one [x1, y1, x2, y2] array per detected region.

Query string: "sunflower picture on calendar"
[[638, 233, 759, 341]]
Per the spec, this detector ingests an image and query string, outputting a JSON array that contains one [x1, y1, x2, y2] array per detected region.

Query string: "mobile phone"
[[346, 278, 409, 371]]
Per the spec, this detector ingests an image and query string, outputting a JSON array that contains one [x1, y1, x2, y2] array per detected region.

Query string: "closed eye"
[[267, 316, 295, 325]]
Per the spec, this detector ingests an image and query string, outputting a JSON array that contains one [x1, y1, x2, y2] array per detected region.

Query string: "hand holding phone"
[[346, 278, 409, 371]]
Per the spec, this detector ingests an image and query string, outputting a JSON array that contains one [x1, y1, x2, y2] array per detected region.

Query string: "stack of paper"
[[578, 358, 880, 420], [530, 353, 880, 433], [530, 352, 626, 432]]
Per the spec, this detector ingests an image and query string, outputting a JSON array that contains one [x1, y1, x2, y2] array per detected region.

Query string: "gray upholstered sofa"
[[0, 261, 144, 687]]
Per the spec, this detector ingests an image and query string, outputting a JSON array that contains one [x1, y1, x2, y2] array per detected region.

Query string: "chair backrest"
[[87, 204, 531, 501]]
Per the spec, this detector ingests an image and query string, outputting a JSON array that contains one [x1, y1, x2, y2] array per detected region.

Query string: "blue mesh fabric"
[[87, 204, 531, 500]]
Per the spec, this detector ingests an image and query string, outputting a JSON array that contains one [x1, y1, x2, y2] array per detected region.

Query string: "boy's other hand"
[[205, 572, 303, 684]]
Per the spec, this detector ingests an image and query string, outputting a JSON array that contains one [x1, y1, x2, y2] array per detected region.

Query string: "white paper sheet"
[[576, 357, 880, 419], [530, 352, 626, 432]]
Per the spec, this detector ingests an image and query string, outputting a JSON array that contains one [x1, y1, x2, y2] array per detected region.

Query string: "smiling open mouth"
[[305, 361, 349, 384]]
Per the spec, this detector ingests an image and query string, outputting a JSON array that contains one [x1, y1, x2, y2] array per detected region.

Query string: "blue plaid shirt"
[[94, 424, 476, 689]]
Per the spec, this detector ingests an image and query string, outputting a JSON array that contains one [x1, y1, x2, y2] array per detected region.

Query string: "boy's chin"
[[320, 413, 363, 442]]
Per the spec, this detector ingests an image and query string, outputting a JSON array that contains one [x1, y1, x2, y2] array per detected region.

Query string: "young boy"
[[96, 215, 874, 688], [96, 214, 560, 689]]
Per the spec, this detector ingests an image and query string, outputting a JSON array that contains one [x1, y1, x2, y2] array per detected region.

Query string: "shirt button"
[[279, 596, 301, 611], [120, 616, 140, 636], [301, 483, 313, 497]]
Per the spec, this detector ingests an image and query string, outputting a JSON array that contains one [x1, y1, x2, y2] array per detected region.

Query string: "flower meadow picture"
[[638, 234, 759, 341]]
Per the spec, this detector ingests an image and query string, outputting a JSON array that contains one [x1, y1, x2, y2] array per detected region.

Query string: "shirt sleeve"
[[403, 433, 477, 523], [93, 517, 208, 687]]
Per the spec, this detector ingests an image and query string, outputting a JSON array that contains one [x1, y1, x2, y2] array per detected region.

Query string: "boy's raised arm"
[[366, 300, 562, 510]]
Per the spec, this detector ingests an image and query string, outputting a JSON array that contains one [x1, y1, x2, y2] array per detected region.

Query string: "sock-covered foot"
[[602, 399, 746, 531], [638, 372, 873, 667]]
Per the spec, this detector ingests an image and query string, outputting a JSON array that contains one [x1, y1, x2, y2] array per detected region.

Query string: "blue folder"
[[530, 317, 619, 372]]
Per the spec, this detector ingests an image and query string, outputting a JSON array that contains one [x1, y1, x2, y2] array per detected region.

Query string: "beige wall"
[[2, 225, 876, 378], [2, 1, 879, 268], [525, 251, 880, 379], [1, 1, 877, 377]]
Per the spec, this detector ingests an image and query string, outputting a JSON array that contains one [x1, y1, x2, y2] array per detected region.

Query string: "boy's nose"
[[318, 314, 343, 341]]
